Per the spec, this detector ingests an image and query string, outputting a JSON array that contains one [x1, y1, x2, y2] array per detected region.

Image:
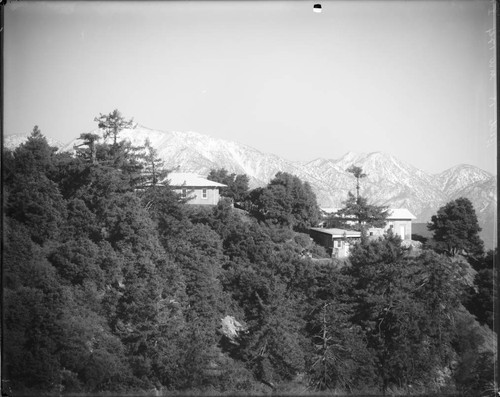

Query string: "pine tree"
[[328, 166, 389, 231], [139, 138, 170, 188], [74, 133, 101, 165], [94, 109, 134, 146], [428, 197, 484, 258], [335, 192, 389, 230], [346, 165, 367, 201]]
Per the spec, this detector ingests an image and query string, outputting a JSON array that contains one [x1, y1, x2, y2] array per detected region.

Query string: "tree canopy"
[[327, 166, 388, 231], [2, 121, 495, 396], [428, 197, 484, 257], [247, 172, 320, 231], [207, 168, 250, 203], [94, 109, 134, 146], [346, 165, 367, 200], [334, 192, 389, 230]]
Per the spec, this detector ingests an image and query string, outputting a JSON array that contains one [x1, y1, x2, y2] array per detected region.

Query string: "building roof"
[[165, 173, 227, 188], [320, 207, 416, 220], [387, 208, 416, 220], [310, 227, 362, 238]]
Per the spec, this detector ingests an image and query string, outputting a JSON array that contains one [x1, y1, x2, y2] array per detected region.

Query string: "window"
[[181, 188, 187, 198], [202, 188, 207, 199]]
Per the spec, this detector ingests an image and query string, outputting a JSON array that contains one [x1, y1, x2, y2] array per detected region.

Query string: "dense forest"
[[2, 116, 497, 396]]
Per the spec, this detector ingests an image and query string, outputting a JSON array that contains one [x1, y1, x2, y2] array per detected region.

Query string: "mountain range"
[[5, 126, 497, 248]]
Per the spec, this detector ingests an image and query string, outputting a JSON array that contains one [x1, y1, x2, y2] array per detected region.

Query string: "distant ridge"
[[4, 133, 64, 151]]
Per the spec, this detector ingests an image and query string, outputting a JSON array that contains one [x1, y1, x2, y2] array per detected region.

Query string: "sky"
[[4, 0, 497, 174]]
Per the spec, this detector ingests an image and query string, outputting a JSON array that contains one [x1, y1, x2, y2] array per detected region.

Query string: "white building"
[[320, 207, 416, 240], [166, 173, 227, 205]]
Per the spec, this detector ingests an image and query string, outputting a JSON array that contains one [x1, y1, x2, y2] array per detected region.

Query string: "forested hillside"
[[2, 123, 496, 396]]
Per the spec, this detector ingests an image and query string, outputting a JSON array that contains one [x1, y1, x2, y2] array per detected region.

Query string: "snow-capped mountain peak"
[[435, 164, 493, 196]]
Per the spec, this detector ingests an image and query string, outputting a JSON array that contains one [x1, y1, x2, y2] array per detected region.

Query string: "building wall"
[[332, 239, 351, 258], [174, 187, 221, 205], [385, 219, 412, 240], [367, 219, 413, 240], [310, 229, 334, 254], [310, 230, 359, 258]]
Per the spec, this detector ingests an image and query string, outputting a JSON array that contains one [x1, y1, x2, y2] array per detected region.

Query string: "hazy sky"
[[4, 0, 497, 174]]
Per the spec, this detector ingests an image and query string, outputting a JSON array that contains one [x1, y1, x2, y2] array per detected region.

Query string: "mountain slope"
[[59, 125, 316, 189], [435, 164, 493, 197], [303, 152, 449, 220]]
